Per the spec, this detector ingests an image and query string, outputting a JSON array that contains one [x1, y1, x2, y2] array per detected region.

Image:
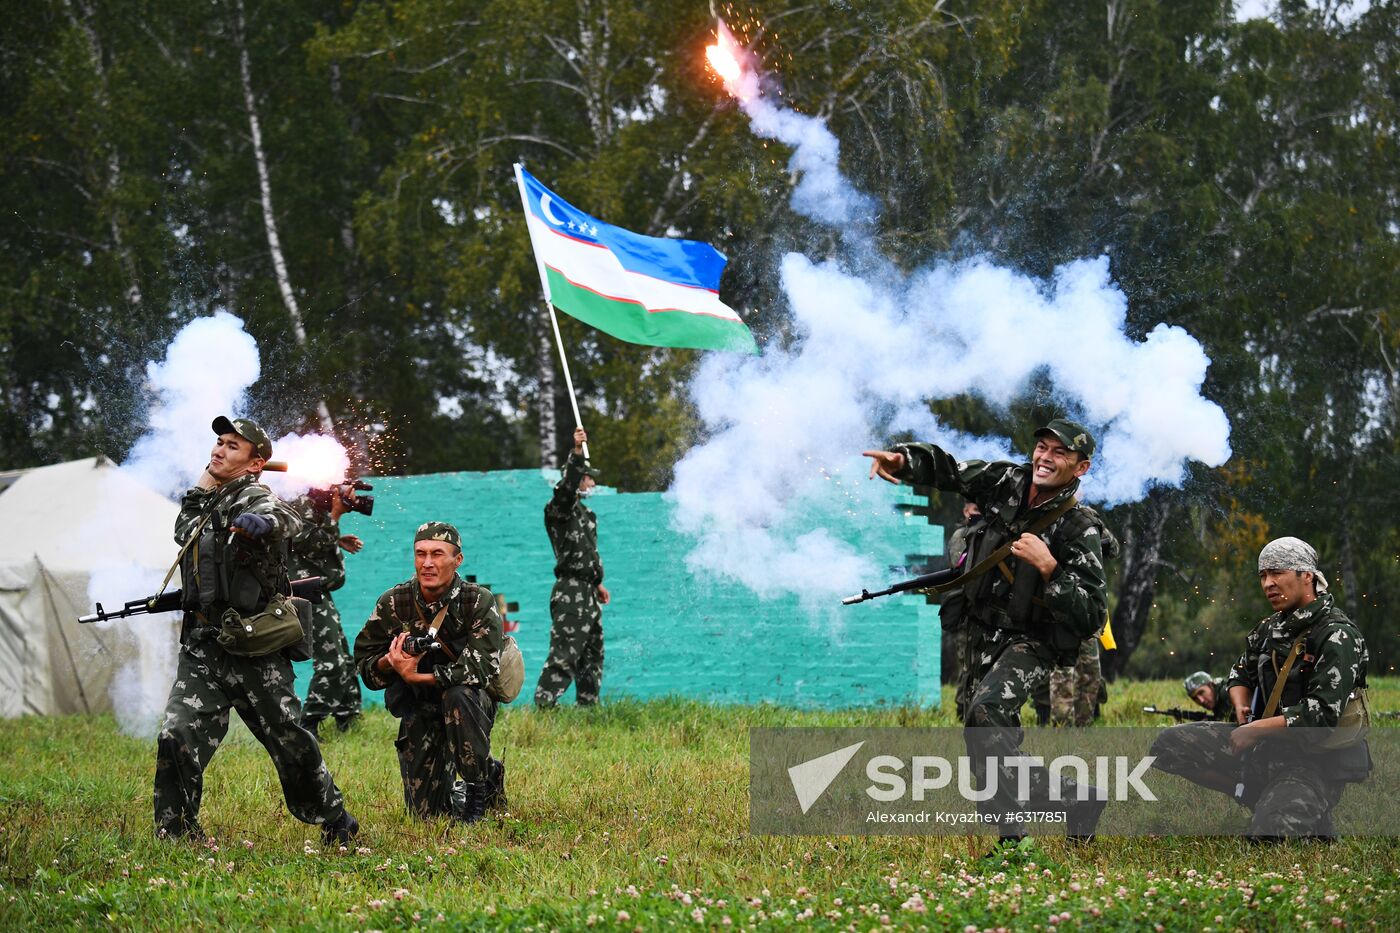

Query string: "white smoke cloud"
[[669, 60, 1233, 602], [123, 311, 261, 497], [90, 312, 262, 734], [88, 561, 179, 737]]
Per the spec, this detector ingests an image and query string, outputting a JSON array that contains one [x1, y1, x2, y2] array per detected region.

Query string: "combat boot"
[[456, 783, 487, 824], [484, 758, 508, 811], [321, 810, 359, 845], [1065, 784, 1107, 843]]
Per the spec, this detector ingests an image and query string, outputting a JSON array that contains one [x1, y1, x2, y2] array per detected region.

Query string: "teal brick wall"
[[298, 469, 941, 709]]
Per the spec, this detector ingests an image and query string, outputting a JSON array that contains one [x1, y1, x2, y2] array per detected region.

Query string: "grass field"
[[1, 680, 1397, 931]]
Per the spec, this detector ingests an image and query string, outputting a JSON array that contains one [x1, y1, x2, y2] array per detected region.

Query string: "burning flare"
[[261, 432, 351, 498], [705, 19, 759, 102]]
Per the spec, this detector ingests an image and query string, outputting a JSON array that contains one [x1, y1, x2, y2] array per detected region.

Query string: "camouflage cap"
[[212, 415, 273, 460], [1183, 671, 1213, 696], [1034, 418, 1095, 458], [414, 521, 461, 550]]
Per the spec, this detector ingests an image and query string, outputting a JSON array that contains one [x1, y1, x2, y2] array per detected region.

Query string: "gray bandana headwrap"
[[1257, 536, 1329, 594]]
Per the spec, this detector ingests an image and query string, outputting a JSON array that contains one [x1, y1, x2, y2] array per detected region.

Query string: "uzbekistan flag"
[[515, 165, 758, 354]]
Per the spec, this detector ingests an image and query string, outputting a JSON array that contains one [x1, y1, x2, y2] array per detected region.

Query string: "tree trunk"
[[537, 309, 557, 469], [1102, 489, 1175, 679], [235, 0, 334, 435]]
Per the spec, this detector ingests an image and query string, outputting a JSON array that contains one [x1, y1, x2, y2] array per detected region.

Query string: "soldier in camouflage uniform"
[[535, 427, 611, 708], [866, 419, 1110, 847], [354, 522, 507, 823], [288, 488, 362, 732], [1150, 537, 1370, 840], [1183, 670, 1235, 721], [154, 417, 358, 844]]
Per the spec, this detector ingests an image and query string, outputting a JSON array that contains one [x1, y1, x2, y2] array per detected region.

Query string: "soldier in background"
[[354, 522, 507, 823], [940, 500, 983, 722], [1041, 508, 1120, 727], [289, 486, 363, 733], [1150, 536, 1371, 840], [535, 427, 610, 708], [1183, 670, 1235, 721], [155, 416, 357, 844], [865, 419, 1110, 851]]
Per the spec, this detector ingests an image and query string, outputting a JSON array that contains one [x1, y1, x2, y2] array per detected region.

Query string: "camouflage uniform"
[[154, 472, 350, 839], [287, 496, 361, 728], [1033, 510, 1116, 726], [1182, 672, 1236, 722], [535, 451, 605, 707], [1047, 637, 1102, 727], [893, 435, 1107, 832], [939, 517, 980, 721], [1150, 592, 1370, 838], [354, 573, 505, 820]]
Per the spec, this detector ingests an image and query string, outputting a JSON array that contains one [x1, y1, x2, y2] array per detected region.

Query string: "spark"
[[705, 19, 760, 103]]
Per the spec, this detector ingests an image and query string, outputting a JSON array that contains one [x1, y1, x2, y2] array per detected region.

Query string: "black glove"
[[231, 513, 273, 539]]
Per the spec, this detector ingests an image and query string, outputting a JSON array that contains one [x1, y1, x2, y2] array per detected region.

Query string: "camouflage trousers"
[[1047, 638, 1101, 727], [964, 629, 1090, 832], [534, 577, 603, 707], [943, 624, 972, 722], [154, 632, 347, 838], [1149, 722, 1349, 838], [395, 685, 497, 820], [301, 596, 362, 724]]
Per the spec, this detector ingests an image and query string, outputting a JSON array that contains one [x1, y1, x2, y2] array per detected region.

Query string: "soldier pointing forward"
[[864, 419, 1110, 851]]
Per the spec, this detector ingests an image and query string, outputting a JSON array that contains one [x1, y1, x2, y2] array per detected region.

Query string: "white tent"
[[0, 457, 181, 719]]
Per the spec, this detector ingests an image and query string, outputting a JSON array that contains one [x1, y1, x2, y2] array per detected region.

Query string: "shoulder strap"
[[154, 483, 239, 601], [1261, 635, 1307, 720], [924, 496, 1078, 595]]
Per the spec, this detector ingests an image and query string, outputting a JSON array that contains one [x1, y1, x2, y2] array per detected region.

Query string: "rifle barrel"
[[841, 567, 961, 605]]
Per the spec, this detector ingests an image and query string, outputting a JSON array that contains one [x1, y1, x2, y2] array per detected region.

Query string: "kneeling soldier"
[[1150, 536, 1371, 840], [354, 522, 507, 822]]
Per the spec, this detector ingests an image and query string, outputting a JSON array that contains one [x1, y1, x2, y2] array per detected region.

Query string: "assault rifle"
[[1142, 705, 1210, 722], [842, 567, 961, 605], [78, 576, 326, 624]]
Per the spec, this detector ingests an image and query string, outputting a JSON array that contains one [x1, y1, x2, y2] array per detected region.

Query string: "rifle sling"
[[922, 495, 1080, 596], [1260, 635, 1307, 720], [154, 482, 241, 604]]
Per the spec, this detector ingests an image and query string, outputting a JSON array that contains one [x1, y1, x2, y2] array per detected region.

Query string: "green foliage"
[[1, 3, 1396, 661], [1, 694, 1398, 929]]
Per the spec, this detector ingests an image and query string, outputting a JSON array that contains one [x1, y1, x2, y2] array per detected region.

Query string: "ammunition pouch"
[[282, 596, 314, 662], [215, 592, 306, 658], [488, 636, 525, 704], [1317, 688, 1370, 751]]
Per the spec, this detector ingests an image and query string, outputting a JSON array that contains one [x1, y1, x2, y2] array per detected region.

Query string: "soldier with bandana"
[[865, 419, 1110, 849], [534, 427, 610, 708], [288, 487, 363, 733], [354, 522, 507, 823], [155, 417, 358, 844], [1149, 536, 1370, 840], [1182, 670, 1234, 721]]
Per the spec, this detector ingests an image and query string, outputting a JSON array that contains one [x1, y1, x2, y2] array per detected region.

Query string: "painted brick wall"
[[299, 469, 941, 709]]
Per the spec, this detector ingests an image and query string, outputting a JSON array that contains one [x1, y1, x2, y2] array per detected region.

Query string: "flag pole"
[[515, 162, 589, 461]]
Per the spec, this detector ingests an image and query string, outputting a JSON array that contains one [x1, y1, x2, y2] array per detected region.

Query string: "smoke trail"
[[670, 46, 1232, 602]]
